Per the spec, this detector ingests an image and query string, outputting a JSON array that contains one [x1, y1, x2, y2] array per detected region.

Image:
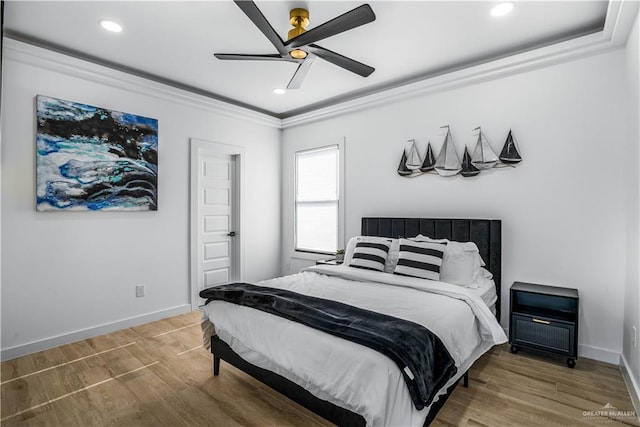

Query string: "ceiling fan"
[[214, 1, 376, 89]]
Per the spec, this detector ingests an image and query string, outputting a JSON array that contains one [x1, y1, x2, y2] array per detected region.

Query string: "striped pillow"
[[394, 239, 447, 281], [349, 241, 391, 272]]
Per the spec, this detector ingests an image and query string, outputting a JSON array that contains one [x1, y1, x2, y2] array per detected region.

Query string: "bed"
[[201, 217, 506, 426]]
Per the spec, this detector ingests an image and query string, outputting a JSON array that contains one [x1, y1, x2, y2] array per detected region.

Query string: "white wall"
[[282, 48, 628, 363], [623, 9, 640, 402], [1, 41, 282, 359]]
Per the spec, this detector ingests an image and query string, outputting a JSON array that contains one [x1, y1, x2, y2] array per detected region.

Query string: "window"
[[295, 145, 339, 254]]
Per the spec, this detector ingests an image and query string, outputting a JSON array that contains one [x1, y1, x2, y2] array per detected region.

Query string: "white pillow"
[[394, 239, 447, 281], [349, 240, 391, 272], [344, 236, 399, 273], [411, 234, 486, 287], [344, 236, 359, 265]]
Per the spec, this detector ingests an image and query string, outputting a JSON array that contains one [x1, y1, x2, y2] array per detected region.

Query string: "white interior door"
[[191, 138, 244, 309], [197, 153, 237, 301]]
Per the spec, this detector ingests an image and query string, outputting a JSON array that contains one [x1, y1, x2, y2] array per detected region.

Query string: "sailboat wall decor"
[[470, 127, 498, 170], [499, 129, 522, 165], [396, 139, 423, 177], [397, 151, 413, 176], [396, 126, 523, 178], [460, 146, 480, 177], [420, 142, 436, 172], [434, 126, 462, 177], [405, 139, 422, 171]]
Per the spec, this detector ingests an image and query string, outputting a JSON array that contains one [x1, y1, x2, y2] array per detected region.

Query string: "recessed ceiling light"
[[273, 88, 286, 95], [490, 2, 514, 17], [99, 19, 123, 33]]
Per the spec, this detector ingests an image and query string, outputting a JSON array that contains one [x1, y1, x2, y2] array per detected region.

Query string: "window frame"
[[294, 144, 342, 256]]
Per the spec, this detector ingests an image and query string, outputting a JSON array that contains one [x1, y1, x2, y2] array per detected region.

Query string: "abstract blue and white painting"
[[36, 95, 158, 211]]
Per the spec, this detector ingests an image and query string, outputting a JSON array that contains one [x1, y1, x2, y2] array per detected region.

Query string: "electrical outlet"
[[633, 326, 637, 349], [136, 285, 145, 298]]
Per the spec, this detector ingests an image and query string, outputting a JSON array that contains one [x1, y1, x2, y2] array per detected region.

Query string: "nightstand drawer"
[[511, 313, 576, 356]]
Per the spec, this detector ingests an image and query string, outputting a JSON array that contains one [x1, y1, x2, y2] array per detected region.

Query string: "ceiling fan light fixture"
[[99, 19, 123, 33], [490, 2, 514, 17], [289, 49, 308, 59]]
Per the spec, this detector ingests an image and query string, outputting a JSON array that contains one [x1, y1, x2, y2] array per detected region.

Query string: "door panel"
[[203, 215, 229, 233], [204, 188, 229, 206], [204, 242, 229, 260], [204, 159, 229, 179], [204, 269, 229, 287]]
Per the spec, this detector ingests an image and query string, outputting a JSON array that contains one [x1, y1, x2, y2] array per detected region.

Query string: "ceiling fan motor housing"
[[288, 8, 309, 40]]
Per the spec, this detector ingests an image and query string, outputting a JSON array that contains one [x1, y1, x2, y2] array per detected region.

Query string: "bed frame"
[[210, 217, 502, 426]]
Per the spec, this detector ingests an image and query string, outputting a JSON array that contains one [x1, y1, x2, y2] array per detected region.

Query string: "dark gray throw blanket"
[[200, 283, 457, 410]]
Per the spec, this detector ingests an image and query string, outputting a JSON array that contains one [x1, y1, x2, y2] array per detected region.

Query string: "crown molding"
[[281, 0, 639, 129], [4, 0, 637, 131], [3, 38, 283, 129]]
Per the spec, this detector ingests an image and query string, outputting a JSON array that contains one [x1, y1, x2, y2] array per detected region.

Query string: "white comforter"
[[201, 265, 507, 427]]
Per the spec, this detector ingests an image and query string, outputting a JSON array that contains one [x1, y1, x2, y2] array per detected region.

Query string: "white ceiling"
[[5, 1, 608, 118]]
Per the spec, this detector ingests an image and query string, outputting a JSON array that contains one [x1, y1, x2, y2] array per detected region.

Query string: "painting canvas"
[[36, 95, 158, 211]]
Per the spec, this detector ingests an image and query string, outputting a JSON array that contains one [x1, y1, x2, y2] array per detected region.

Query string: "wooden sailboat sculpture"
[[460, 146, 480, 177], [420, 142, 436, 172], [471, 127, 498, 170], [499, 129, 522, 165], [434, 126, 462, 177]]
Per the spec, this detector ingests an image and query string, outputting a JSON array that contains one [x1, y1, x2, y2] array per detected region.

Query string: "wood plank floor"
[[1, 310, 638, 426]]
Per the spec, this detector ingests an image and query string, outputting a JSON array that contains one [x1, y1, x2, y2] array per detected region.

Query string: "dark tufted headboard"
[[361, 217, 502, 321]]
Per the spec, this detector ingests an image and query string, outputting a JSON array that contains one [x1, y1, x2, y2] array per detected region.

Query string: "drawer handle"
[[532, 318, 550, 325]]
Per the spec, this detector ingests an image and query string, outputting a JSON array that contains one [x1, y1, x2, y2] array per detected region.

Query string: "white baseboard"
[[620, 353, 640, 420], [502, 327, 620, 365], [578, 344, 621, 365], [1, 304, 192, 361]]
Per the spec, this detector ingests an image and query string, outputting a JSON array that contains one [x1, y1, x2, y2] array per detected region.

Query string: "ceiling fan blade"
[[214, 53, 292, 62], [286, 4, 376, 49], [308, 45, 374, 77], [233, 0, 288, 56], [287, 56, 315, 89]]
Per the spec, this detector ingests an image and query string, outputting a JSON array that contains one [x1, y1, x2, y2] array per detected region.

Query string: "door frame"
[[190, 138, 245, 310]]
